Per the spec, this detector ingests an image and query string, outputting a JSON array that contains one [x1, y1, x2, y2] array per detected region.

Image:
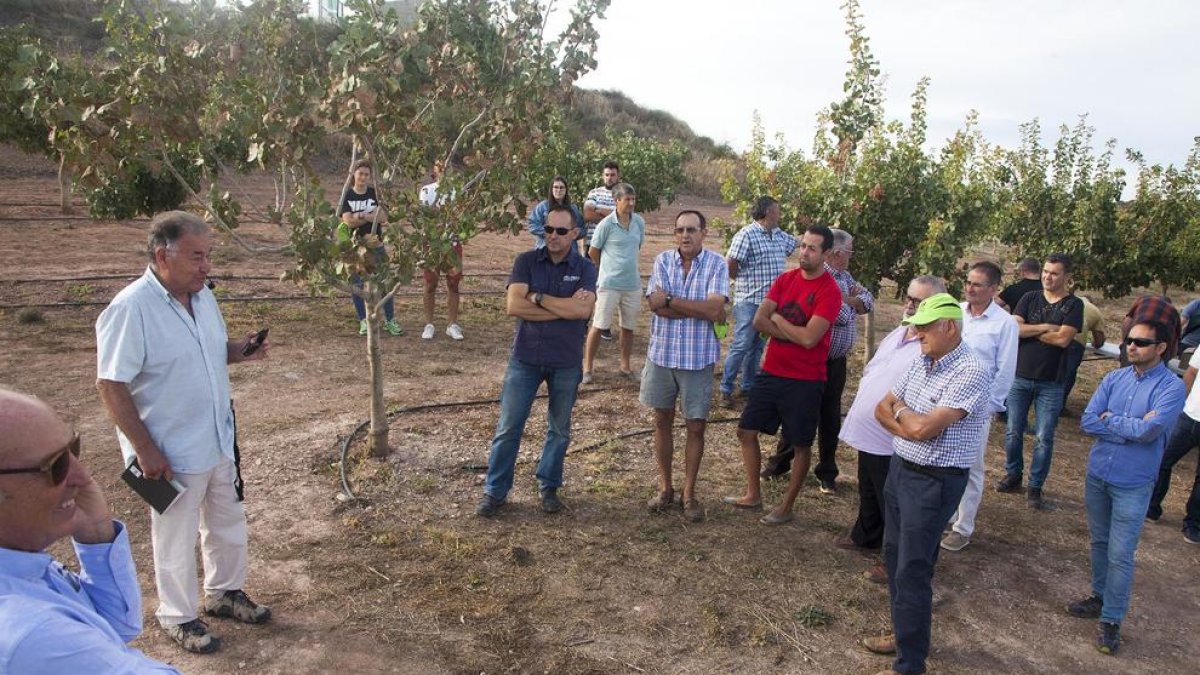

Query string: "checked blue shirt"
[[726, 222, 795, 305], [891, 342, 992, 468], [646, 247, 730, 370], [826, 264, 874, 359]]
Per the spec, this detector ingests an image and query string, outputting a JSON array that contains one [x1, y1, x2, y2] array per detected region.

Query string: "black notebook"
[[121, 459, 187, 514]]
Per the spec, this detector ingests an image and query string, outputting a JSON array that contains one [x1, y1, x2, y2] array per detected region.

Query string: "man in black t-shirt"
[[997, 253, 1083, 509], [997, 257, 1042, 311]]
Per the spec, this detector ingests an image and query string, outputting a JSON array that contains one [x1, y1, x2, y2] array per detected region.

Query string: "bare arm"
[[583, 202, 612, 225], [648, 290, 725, 321], [752, 299, 788, 341], [727, 258, 740, 280], [1038, 324, 1079, 348], [588, 247, 601, 267], [95, 379, 173, 481], [764, 311, 833, 349], [226, 334, 270, 365], [506, 283, 595, 321], [1185, 366, 1197, 394], [1092, 328, 1106, 349]]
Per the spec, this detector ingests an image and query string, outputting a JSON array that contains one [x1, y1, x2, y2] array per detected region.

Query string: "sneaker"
[[940, 531, 971, 552], [540, 489, 564, 514], [1096, 621, 1121, 655], [421, 323, 435, 340], [163, 618, 221, 654], [358, 319, 368, 336], [1184, 525, 1200, 544], [204, 589, 271, 624], [475, 493, 504, 517], [581, 372, 593, 385], [996, 473, 1022, 493], [600, 328, 614, 341], [384, 319, 403, 336], [446, 323, 464, 341], [1027, 487, 1045, 509], [1067, 595, 1103, 619], [682, 498, 705, 523], [818, 479, 837, 495], [719, 391, 735, 409]]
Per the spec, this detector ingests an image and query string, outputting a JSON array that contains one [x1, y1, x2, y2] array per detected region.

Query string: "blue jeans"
[[1003, 376, 1065, 489], [720, 302, 764, 395], [484, 357, 582, 501], [1085, 474, 1153, 624], [884, 459, 968, 674], [351, 246, 395, 322]]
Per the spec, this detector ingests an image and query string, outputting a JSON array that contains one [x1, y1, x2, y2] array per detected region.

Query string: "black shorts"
[[738, 373, 823, 447]]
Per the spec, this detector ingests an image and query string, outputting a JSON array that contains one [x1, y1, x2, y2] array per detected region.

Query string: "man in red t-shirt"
[[723, 225, 842, 525]]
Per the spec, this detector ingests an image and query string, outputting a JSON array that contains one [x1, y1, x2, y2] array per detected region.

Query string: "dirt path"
[[1, 144, 1197, 674]]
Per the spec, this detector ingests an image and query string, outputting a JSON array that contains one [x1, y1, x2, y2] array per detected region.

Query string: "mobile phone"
[[242, 328, 269, 356]]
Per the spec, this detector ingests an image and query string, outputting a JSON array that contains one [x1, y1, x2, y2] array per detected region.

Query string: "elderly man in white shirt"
[[941, 261, 1020, 551], [96, 211, 273, 654]]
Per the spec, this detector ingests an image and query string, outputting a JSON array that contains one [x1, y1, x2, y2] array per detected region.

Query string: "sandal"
[[721, 495, 763, 510], [646, 489, 675, 512]]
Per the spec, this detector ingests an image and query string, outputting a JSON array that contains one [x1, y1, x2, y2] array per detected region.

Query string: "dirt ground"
[[1, 143, 1198, 674]]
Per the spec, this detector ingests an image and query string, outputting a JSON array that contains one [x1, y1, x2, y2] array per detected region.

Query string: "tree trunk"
[[365, 282, 389, 458], [58, 153, 72, 213], [862, 310, 876, 365]]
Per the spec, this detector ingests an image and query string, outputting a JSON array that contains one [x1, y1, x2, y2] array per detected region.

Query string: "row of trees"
[[719, 0, 1200, 304]]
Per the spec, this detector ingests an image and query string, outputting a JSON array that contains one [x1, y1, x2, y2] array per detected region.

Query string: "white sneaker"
[[446, 323, 464, 341], [421, 323, 435, 340]]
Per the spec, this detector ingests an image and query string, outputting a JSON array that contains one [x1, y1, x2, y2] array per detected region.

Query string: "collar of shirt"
[[922, 341, 971, 373], [962, 299, 1004, 320], [752, 221, 782, 237], [0, 546, 54, 582], [534, 245, 579, 265]]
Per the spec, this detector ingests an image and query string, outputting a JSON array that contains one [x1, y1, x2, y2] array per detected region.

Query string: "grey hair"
[[612, 182, 636, 199], [910, 275, 947, 294], [146, 211, 209, 261], [831, 228, 854, 250]]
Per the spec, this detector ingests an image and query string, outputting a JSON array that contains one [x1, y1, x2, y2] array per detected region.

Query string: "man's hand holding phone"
[[239, 328, 270, 361]]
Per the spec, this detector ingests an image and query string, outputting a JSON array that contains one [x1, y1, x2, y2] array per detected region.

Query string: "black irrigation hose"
[[0, 288, 512, 310], [335, 388, 742, 502]]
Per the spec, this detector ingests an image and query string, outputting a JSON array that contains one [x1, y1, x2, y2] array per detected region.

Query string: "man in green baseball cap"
[[862, 291, 993, 675]]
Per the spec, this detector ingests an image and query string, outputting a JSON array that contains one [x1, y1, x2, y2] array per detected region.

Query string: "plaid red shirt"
[[1124, 295, 1182, 354]]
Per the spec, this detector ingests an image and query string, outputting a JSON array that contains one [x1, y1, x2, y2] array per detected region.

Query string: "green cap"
[[902, 293, 963, 326]]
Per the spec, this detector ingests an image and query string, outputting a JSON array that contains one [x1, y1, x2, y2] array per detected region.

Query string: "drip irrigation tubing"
[[0, 272, 515, 284], [335, 389, 742, 502], [0, 288, 510, 310]]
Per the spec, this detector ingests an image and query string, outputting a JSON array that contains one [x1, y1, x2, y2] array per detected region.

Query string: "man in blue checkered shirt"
[[640, 211, 729, 523], [861, 293, 992, 675], [719, 196, 796, 408]]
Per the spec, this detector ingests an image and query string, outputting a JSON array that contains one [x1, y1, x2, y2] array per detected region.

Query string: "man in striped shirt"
[[640, 211, 729, 523]]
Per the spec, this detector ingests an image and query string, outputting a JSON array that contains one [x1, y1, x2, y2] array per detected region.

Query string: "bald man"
[[0, 389, 178, 673]]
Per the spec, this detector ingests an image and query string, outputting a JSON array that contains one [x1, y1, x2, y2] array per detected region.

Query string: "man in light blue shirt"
[[96, 211, 272, 654], [0, 388, 180, 674], [583, 182, 646, 382], [1068, 320, 1186, 656]]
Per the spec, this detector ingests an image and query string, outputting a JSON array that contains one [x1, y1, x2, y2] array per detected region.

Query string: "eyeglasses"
[[0, 433, 80, 485], [1123, 337, 1161, 348], [904, 295, 923, 305], [837, 249, 854, 256], [674, 226, 700, 234], [546, 227, 574, 236]]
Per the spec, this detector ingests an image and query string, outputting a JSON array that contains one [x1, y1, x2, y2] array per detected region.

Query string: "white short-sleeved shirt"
[[95, 268, 234, 474]]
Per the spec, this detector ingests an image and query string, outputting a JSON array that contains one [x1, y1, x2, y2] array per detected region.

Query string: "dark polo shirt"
[[508, 246, 597, 368]]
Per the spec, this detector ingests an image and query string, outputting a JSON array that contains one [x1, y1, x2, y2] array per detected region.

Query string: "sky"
[[573, 0, 1200, 177]]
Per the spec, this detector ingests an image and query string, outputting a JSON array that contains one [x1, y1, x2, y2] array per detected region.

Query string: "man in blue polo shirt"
[[1067, 320, 1186, 655], [477, 206, 597, 517], [640, 210, 729, 523]]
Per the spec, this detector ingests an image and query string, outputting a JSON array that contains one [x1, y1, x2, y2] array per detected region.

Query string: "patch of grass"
[[406, 474, 439, 494], [794, 605, 833, 629], [421, 526, 483, 560], [428, 365, 463, 376], [64, 283, 96, 301]]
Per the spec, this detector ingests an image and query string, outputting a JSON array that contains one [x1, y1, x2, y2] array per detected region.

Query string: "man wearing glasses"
[[762, 228, 873, 493], [0, 388, 179, 672], [640, 210, 729, 522], [1068, 321, 1185, 655], [96, 211, 272, 654], [476, 206, 597, 517]]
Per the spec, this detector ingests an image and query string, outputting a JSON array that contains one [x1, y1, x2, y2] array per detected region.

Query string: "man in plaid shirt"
[[640, 211, 729, 523], [862, 293, 992, 675]]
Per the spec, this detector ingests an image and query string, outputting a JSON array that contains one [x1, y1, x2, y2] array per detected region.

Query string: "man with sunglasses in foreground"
[[0, 389, 179, 673], [1067, 321, 1185, 655], [96, 211, 272, 654]]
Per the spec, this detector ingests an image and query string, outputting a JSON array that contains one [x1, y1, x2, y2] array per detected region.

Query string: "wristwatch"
[[534, 292, 545, 307], [665, 294, 673, 308]]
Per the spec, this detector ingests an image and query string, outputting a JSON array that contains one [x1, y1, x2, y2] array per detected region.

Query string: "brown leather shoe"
[[861, 633, 896, 655], [863, 564, 887, 585], [834, 534, 872, 553]]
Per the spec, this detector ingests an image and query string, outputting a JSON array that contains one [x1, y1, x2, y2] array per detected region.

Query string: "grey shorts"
[[639, 361, 714, 420]]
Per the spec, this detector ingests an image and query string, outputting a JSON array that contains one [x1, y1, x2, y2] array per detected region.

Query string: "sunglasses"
[[547, 227, 574, 236], [1123, 337, 1161, 348], [0, 433, 80, 485]]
